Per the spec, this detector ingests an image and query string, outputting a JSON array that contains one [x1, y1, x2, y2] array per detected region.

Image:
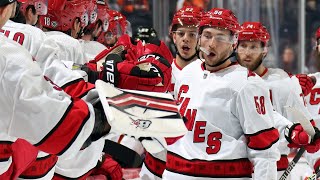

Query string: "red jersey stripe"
[[19, 154, 58, 178], [61, 79, 95, 99], [166, 151, 253, 178], [35, 99, 90, 155], [245, 127, 279, 150], [144, 152, 166, 178]]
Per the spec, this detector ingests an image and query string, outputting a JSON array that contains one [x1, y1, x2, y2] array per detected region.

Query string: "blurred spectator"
[[117, 0, 149, 13], [280, 45, 298, 74], [118, 0, 152, 35]]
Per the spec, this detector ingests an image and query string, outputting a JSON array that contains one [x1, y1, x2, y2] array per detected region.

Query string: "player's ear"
[[26, 8, 32, 20], [172, 32, 177, 44], [72, 18, 80, 31], [0, 3, 12, 20]]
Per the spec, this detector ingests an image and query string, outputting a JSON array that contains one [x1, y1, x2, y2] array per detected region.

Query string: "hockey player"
[[237, 21, 320, 178], [80, 0, 102, 42], [139, 6, 203, 180], [2, 0, 118, 179], [303, 27, 320, 176], [162, 8, 280, 180], [0, 0, 111, 178], [168, 6, 203, 95], [19, 0, 47, 25], [79, 2, 108, 63], [102, 9, 128, 48]]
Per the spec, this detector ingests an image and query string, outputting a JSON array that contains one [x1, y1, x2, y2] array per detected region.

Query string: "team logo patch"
[[130, 118, 151, 129]]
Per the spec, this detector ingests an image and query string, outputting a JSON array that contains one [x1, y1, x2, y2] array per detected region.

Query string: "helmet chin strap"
[[175, 45, 197, 62], [205, 50, 236, 68]]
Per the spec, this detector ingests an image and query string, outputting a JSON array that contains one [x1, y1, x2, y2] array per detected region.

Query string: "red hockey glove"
[[102, 53, 162, 89], [285, 123, 320, 153], [296, 74, 316, 96], [91, 154, 123, 180]]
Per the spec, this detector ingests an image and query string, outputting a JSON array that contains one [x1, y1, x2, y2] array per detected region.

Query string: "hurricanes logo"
[[130, 118, 151, 129]]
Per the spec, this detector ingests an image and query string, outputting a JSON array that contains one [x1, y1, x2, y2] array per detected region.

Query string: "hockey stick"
[[279, 106, 316, 180]]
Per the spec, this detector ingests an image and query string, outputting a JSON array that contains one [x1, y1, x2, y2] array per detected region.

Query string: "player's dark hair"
[[26, 5, 36, 15]]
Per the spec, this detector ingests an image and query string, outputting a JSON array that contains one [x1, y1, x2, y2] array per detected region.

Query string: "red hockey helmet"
[[97, 4, 110, 32], [20, 0, 48, 15], [65, 0, 90, 27], [85, 0, 98, 24], [48, 0, 65, 11], [199, 8, 240, 35], [39, 0, 87, 31], [170, 6, 203, 33], [238, 22, 270, 46], [106, 9, 128, 36]]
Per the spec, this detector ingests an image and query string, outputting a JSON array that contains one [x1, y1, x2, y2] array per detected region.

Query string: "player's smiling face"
[[237, 40, 265, 71], [173, 26, 198, 60], [200, 27, 234, 66]]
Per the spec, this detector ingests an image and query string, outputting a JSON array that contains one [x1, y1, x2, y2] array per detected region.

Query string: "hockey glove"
[[121, 38, 173, 92], [296, 74, 316, 96], [91, 153, 123, 180], [101, 53, 168, 92], [285, 123, 320, 153]]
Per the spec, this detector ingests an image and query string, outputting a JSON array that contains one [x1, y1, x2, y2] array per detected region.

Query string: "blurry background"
[[107, 0, 320, 74]]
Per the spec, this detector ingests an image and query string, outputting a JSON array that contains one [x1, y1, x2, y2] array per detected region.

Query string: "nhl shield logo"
[[51, 21, 58, 28]]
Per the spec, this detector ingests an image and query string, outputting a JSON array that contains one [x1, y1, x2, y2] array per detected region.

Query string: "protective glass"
[[200, 32, 234, 44]]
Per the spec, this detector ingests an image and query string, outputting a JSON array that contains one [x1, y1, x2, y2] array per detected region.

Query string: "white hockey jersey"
[[35, 32, 105, 178], [258, 68, 313, 177], [0, 34, 95, 160], [0, 24, 103, 178], [55, 138, 105, 179], [169, 59, 183, 96], [35, 31, 95, 98], [79, 40, 106, 63], [303, 72, 320, 170], [44, 31, 87, 65], [1, 20, 46, 57], [162, 60, 280, 180], [305, 72, 320, 125]]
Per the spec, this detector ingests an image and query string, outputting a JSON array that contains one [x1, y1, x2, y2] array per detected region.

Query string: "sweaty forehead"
[[202, 27, 231, 36]]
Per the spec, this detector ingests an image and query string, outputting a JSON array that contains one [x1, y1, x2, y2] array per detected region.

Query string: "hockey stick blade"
[[95, 80, 188, 138]]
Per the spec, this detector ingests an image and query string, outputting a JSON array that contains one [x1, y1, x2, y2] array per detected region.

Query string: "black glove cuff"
[[284, 123, 299, 144], [102, 58, 121, 87]]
